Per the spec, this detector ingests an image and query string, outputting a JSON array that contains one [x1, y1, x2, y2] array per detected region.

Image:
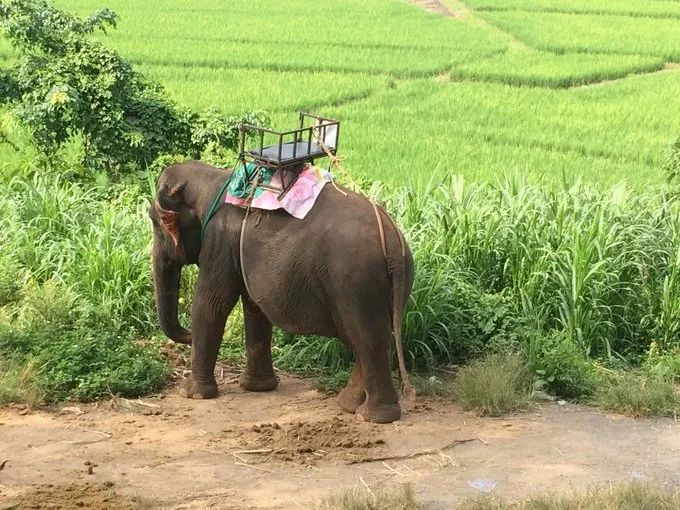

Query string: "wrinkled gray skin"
[[149, 161, 414, 423]]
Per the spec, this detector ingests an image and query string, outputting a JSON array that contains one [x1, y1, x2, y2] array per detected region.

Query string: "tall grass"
[[0, 172, 167, 403], [1, 166, 678, 403], [280, 174, 680, 375]]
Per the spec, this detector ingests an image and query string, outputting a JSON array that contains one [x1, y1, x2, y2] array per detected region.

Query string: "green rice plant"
[[459, 481, 680, 510], [595, 371, 680, 417], [327, 74, 680, 187], [136, 65, 390, 116], [466, 0, 680, 19], [451, 49, 665, 88], [52, 0, 506, 76], [452, 353, 532, 416], [480, 11, 680, 60]]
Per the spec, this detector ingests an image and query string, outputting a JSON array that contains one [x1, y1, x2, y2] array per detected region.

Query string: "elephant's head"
[[148, 166, 203, 345]]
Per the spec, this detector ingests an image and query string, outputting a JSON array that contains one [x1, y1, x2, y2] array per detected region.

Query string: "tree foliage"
[[0, 0, 267, 173]]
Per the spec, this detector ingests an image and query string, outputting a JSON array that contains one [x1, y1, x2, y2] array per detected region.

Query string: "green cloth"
[[227, 162, 274, 199]]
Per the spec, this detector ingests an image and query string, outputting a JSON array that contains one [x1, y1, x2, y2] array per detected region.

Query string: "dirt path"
[[408, 0, 463, 18], [1, 371, 680, 509]]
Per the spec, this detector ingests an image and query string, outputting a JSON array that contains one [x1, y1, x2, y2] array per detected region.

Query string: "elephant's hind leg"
[[337, 358, 366, 413], [239, 297, 279, 392], [346, 320, 401, 423]]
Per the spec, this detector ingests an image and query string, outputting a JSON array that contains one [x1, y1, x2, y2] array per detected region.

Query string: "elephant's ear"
[[155, 183, 185, 255]]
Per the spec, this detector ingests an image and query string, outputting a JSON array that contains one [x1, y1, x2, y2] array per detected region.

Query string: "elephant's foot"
[[239, 371, 279, 392], [179, 376, 218, 399], [356, 400, 401, 424], [337, 385, 366, 414]]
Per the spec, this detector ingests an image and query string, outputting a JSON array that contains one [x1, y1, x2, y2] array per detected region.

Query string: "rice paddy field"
[[3, 0, 677, 188]]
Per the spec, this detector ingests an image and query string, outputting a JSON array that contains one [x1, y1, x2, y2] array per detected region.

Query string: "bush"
[[452, 353, 532, 416], [0, 0, 267, 174], [644, 343, 680, 382], [527, 331, 598, 399]]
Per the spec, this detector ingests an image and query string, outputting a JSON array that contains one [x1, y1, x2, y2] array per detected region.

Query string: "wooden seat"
[[248, 140, 326, 166], [236, 112, 340, 200]]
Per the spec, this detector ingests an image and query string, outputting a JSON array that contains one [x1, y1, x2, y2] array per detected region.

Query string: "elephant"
[[149, 160, 415, 423]]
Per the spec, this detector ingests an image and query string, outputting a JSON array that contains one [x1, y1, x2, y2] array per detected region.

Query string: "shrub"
[[452, 353, 532, 416], [644, 343, 680, 382], [0, 0, 267, 173], [527, 331, 598, 399]]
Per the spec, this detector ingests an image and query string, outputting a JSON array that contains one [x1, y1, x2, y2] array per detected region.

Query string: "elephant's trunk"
[[152, 253, 192, 345]]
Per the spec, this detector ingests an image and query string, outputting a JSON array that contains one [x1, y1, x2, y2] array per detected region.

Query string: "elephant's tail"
[[371, 201, 416, 402]]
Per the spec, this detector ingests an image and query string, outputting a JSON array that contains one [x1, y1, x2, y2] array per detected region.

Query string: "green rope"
[[200, 169, 235, 242]]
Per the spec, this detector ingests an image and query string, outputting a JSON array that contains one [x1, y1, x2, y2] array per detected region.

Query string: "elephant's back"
[[239, 184, 402, 335]]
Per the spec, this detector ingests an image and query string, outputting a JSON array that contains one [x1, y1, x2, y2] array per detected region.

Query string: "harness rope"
[[238, 168, 263, 301], [200, 163, 241, 242]]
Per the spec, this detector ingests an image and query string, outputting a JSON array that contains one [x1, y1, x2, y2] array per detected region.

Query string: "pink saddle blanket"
[[224, 165, 332, 219]]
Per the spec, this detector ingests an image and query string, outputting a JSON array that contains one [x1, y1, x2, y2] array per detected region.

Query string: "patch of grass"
[[0, 358, 45, 408], [452, 353, 531, 416], [459, 481, 680, 509], [595, 371, 680, 417], [313, 484, 427, 510], [60, 0, 506, 76]]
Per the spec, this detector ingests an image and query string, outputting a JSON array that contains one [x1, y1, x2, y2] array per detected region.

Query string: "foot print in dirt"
[[220, 416, 387, 464]]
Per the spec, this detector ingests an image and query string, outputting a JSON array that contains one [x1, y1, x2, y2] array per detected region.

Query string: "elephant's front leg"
[[239, 297, 278, 392], [180, 276, 237, 399]]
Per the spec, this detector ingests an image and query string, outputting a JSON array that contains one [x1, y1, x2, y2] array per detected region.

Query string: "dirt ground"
[[1, 368, 680, 510]]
